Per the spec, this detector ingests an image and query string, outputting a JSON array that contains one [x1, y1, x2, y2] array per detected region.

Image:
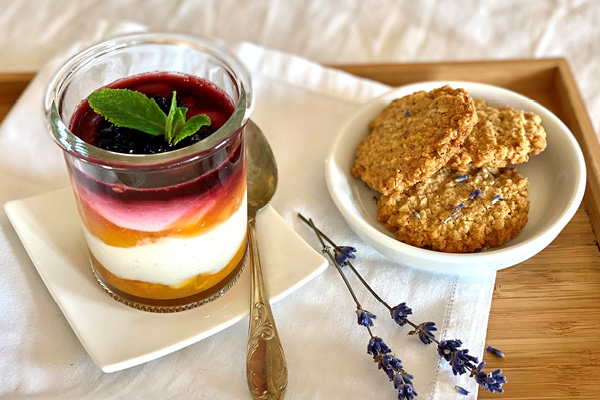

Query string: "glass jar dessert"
[[45, 33, 253, 312]]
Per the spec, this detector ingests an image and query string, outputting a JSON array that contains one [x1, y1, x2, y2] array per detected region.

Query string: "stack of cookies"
[[351, 85, 546, 253]]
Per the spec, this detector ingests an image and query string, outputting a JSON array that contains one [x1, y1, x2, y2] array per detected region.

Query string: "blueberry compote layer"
[[67, 72, 247, 301]]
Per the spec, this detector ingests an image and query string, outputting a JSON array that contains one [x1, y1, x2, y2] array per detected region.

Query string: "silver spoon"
[[245, 120, 287, 400]]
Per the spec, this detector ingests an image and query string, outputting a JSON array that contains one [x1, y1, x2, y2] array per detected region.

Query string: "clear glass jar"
[[45, 33, 253, 312]]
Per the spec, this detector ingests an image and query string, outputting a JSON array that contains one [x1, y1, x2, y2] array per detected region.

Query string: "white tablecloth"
[[0, 2, 598, 399]]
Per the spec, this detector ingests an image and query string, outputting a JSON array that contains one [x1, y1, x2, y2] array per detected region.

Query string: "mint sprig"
[[88, 88, 211, 146]]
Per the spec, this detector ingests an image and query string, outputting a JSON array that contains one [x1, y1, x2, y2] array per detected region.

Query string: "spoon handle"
[[246, 218, 288, 400]]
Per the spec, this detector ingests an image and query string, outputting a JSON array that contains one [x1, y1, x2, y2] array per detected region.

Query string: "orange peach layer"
[[90, 237, 247, 300]]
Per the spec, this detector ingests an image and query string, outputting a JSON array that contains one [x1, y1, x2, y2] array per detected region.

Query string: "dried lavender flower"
[[469, 188, 482, 199], [333, 245, 356, 267], [404, 110, 410, 117], [372, 354, 417, 399], [378, 355, 395, 380], [419, 322, 437, 344], [368, 343, 417, 398], [412, 210, 421, 219], [379, 354, 404, 380], [437, 339, 463, 361], [409, 322, 437, 344], [367, 336, 392, 359], [454, 175, 468, 183], [450, 349, 479, 376], [381, 354, 404, 371], [395, 372, 413, 386], [474, 362, 507, 393], [356, 309, 377, 327], [368, 340, 416, 397], [393, 373, 406, 388], [486, 345, 505, 358], [444, 203, 464, 223], [396, 378, 417, 400], [391, 303, 413, 326], [491, 195, 501, 204], [454, 385, 469, 395]]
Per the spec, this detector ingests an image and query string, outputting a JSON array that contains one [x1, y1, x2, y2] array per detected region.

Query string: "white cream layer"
[[84, 195, 247, 286]]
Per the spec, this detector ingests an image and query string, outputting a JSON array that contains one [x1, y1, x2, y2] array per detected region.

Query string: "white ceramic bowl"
[[325, 81, 586, 275]]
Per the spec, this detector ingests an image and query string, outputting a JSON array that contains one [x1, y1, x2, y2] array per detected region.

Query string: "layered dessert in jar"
[[45, 34, 253, 312]]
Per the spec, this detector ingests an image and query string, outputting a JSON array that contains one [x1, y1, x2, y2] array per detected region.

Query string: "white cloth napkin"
[[0, 26, 496, 399]]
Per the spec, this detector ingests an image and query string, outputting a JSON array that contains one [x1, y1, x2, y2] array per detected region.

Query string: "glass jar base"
[[91, 247, 247, 313]]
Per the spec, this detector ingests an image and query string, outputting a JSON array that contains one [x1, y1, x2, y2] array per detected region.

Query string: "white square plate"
[[4, 187, 327, 372]]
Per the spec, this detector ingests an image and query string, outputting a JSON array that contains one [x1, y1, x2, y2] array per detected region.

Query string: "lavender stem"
[[306, 217, 362, 308]]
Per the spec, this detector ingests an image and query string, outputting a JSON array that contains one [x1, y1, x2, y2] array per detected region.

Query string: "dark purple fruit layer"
[[69, 72, 234, 154]]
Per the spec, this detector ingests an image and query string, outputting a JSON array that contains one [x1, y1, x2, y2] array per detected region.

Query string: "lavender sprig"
[[298, 213, 508, 395], [304, 217, 417, 399]]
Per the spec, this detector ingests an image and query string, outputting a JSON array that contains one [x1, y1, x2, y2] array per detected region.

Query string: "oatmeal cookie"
[[351, 86, 478, 195], [447, 100, 547, 171], [377, 167, 529, 253]]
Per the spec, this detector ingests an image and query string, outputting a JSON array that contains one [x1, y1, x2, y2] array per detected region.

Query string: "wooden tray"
[[2, 60, 600, 399], [338, 59, 600, 400]]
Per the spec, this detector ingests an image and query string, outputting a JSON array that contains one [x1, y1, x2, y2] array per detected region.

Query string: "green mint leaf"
[[172, 114, 211, 145], [165, 91, 178, 142], [88, 88, 166, 136], [171, 107, 187, 141]]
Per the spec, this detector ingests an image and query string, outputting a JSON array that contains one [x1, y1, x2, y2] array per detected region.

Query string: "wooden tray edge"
[[553, 59, 600, 242], [332, 57, 566, 71]]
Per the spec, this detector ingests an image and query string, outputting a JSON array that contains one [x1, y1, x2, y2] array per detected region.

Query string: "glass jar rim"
[[44, 32, 253, 168]]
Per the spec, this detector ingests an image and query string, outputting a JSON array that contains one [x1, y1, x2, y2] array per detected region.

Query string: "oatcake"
[[447, 100, 547, 171], [377, 167, 529, 253], [351, 86, 478, 195]]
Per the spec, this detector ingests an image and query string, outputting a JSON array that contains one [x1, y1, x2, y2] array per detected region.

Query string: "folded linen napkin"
[[0, 25, 496, 399]]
